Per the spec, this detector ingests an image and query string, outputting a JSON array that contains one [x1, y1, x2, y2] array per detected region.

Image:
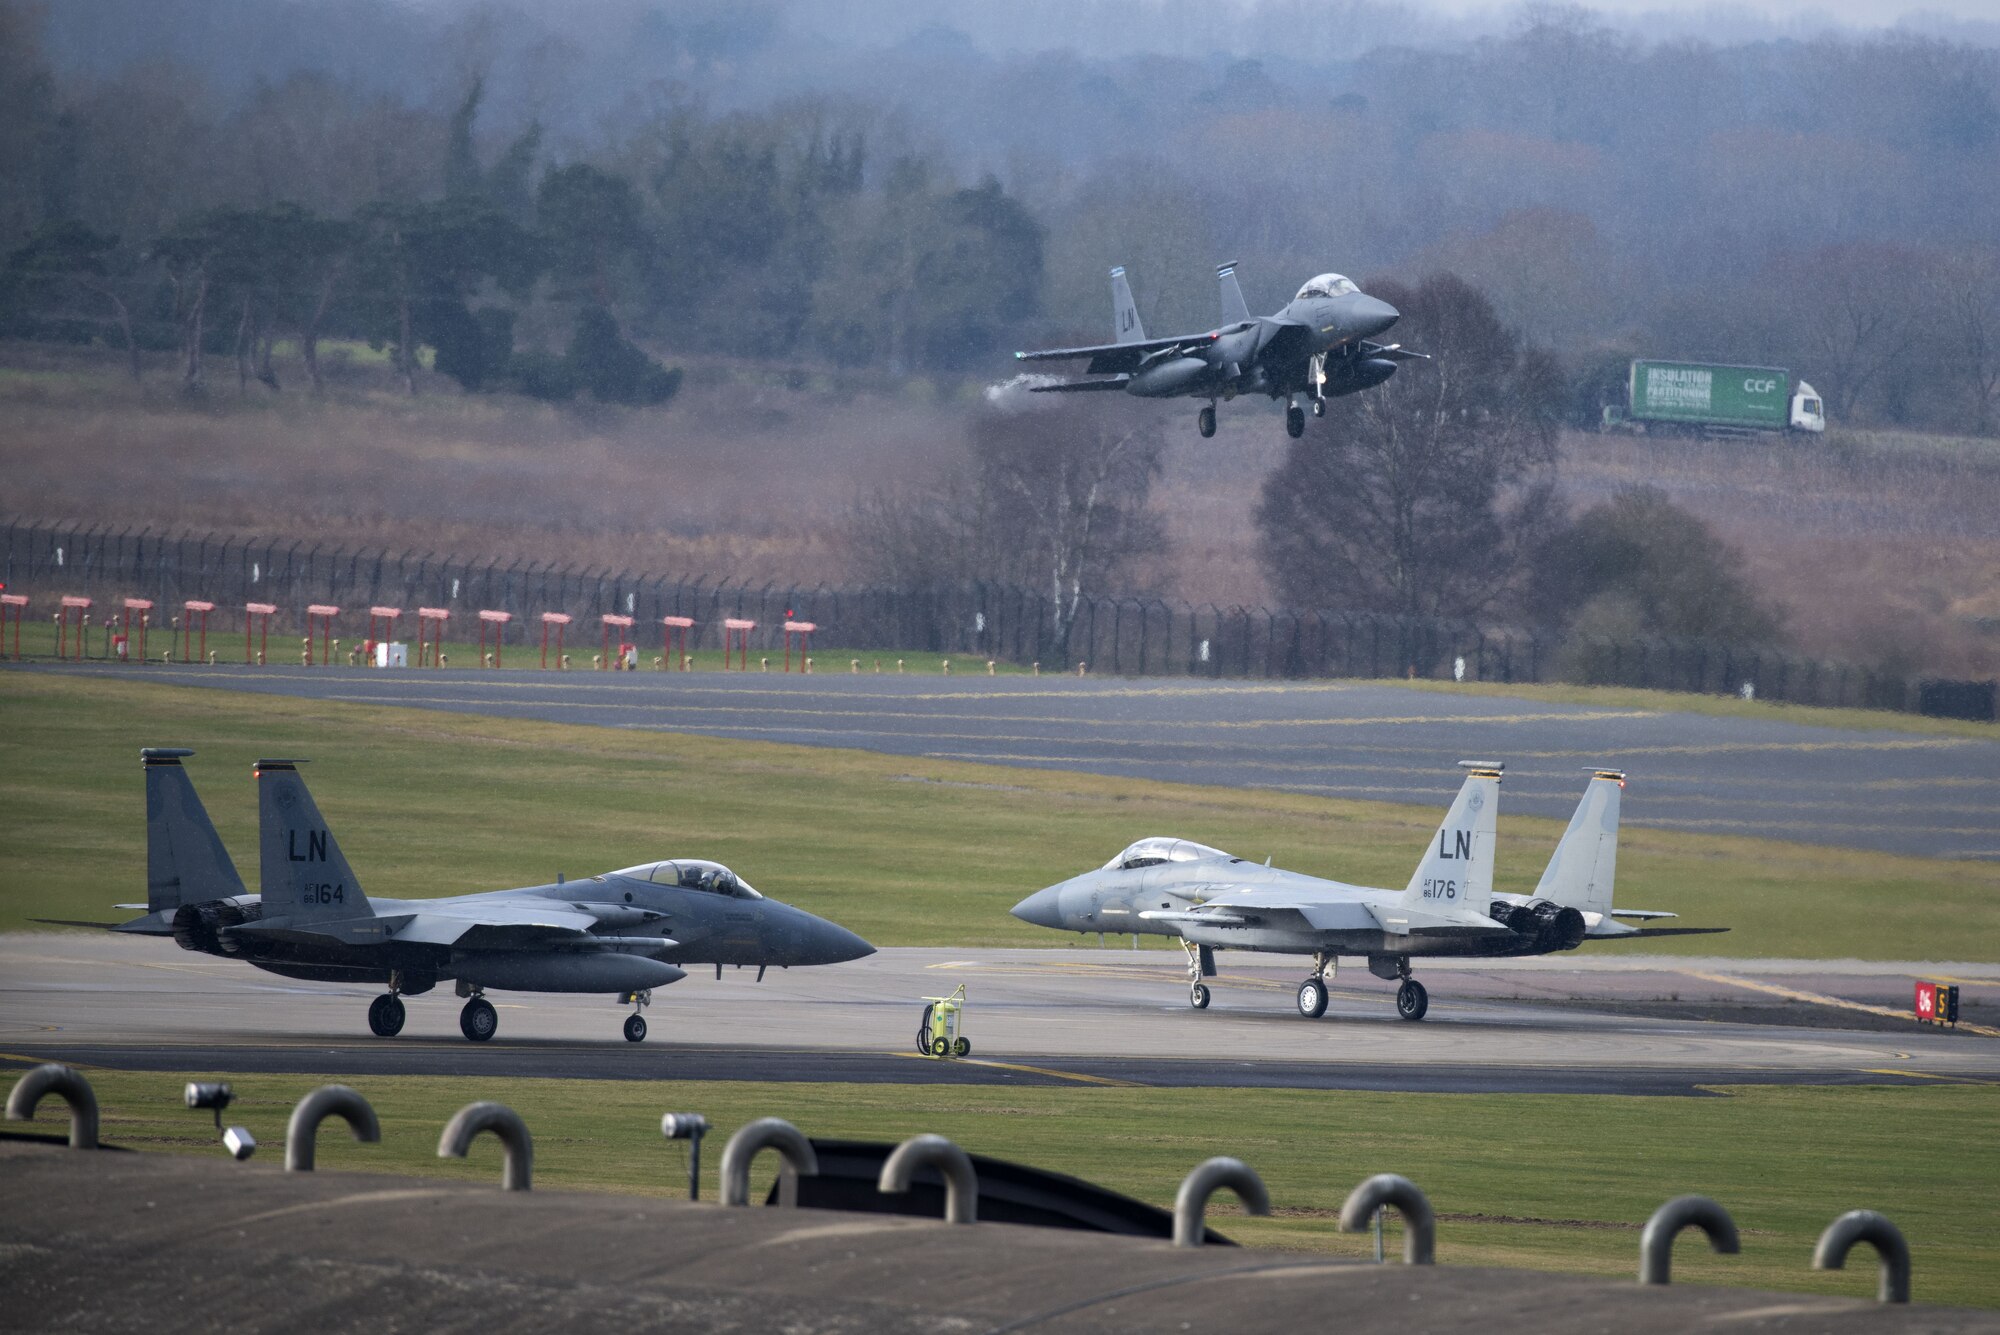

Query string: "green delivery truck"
[[1602, 360, 1825, 436]]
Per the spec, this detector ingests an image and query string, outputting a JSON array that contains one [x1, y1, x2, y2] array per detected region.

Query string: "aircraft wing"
[[1016, 331, 1217, 376], [389, 901, 610, 950], [1366, 902, 1514, 937]]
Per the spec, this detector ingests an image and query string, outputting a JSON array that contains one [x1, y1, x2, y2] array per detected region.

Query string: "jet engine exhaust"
[[1489, 899, 1587, 952]]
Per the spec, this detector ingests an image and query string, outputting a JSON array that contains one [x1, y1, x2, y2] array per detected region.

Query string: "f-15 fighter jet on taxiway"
[[113, 749, 873, 1042], [1014, 261, 1427, 439], [1011, 764, 1716, 1021]]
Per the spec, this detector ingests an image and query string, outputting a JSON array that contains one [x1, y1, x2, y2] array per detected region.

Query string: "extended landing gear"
[[1296, 951, 1336, 1020], [1197, 404, 1217, 438], [1311, 397, 1326, 418], [460, 994, 498, 1042], [1396, 979, 1430, 1022], [1181, 939, 1217, 1010], [1286, 402, 1306, 438], [621, 988, 652, 1043], [367, 993, 406, 1037]]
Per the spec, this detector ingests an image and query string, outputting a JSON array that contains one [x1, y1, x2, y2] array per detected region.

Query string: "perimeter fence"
[[3, 517, 1988, 719]]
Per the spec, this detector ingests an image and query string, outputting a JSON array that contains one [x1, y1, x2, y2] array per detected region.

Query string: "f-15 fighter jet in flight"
[[1015, 261, 1427, 439], [114, 749, 873, 1042], [1011, 765, 1715, 1021]]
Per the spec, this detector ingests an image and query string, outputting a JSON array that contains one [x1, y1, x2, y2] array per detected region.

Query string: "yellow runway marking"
[[1860, 1068, 2000, 1085], [892, 1052, 1145, 1087], [1682, 970, 2000, 1038]]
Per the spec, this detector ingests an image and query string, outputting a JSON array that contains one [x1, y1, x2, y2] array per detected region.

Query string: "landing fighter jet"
[[114, 749, 873, 1042], [1011, 765, 1711, 1021], [1015, 262, 1427, 439]]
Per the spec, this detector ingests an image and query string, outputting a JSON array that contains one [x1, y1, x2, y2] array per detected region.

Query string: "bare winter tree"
[[1254, 272, 1563, 621], [842, 393, 1168, 657]]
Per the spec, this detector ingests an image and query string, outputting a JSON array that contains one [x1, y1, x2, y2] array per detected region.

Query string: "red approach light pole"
[[540, 612, 571, 668]]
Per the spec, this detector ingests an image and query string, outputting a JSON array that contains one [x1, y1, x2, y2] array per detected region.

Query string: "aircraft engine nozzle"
[[172, 898, 260, 956], [1495, 899, 1587, 952]]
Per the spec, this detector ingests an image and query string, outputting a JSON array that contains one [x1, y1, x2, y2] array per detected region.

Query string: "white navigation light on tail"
[[1011, 761, 1722, 1023]]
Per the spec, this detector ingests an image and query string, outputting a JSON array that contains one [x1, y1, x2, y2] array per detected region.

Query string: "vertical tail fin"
[[143, 748, 247, 912], [1217, 261, 1251, 324], [256, 760, 373, 919], [1110, 265, 1145, 344], [1534, 770, 1622, 917], [1400, 762, 1503, 911]]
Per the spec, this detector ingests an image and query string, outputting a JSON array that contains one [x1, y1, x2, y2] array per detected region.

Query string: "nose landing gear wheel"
[[1396, 979, 1429, 1021], [1197, 405, 1217, 438], [368, 993, 405, 1037], [460, 996, 498, 1042], [1312, 398, 1326, 418], [623, 1013, 648, 1043], [1189, 982, 1211, 1010], [1297, 977, 1328, 1019], [1286, 404, 1306, 438]]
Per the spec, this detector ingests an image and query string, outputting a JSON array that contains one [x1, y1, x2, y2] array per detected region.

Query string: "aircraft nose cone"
[[1355, 295, 1399, 338], [801, 910, 875, 963], [1011, 884, 1067, 930]]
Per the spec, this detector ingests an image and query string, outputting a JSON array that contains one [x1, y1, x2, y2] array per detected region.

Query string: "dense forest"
[[3, 0, 1999, 432]]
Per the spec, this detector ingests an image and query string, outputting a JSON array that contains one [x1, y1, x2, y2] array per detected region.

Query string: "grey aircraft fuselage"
[[1016, 264, 1426, 439], [123, 749, 872, 1042]]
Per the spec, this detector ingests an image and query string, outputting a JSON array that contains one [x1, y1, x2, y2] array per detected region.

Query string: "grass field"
[[31, 1067, 1998, 1308], [3, 670, 1998, 957]]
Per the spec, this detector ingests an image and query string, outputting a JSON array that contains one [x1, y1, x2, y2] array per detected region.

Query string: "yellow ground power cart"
[[916, 983, 971, 1058]]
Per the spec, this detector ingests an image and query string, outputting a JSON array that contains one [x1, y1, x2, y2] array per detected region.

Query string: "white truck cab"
[[1791, 381, 1825, 433]]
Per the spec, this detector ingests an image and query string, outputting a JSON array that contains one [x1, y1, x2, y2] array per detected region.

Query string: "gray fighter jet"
[[1015, 262, 1427, 438], [1011, 765, 1711, 1021], [114, 749, 873, 1042]]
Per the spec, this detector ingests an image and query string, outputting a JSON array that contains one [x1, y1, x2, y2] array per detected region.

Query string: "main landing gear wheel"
[[623, 1013, 648, 1043], [1198, 405, 1217, 438], [460, 996, 498, 1042], [917, 1003, 935, 1056], [1396, 979, 1429, 1022], [931, 1035, 951, 1058], [1286, 404, 1306, 438], [1189, 982, 1211, 1010], [367, 993, 405, 1037], [1297, 977, 1329, 1019], [953, 1037, 971, 1058]]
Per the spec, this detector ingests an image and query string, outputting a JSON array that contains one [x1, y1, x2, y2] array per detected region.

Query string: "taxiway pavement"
[[4, 935, 1993, 1097], [29, 663, 1999, 860]]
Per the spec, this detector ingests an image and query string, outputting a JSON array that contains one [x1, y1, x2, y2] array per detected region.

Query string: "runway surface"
[[28, 662, 1999, 859], [5, 935, 1994, 1097]]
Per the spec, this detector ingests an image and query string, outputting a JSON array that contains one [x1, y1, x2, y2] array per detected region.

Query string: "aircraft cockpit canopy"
[[612, 860, 763, 899], [1101, 837, 1234, 871], [1295, 273, 1359, 301]]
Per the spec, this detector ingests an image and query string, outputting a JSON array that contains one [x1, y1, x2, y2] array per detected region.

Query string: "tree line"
[[6, 2, 1999, 432]]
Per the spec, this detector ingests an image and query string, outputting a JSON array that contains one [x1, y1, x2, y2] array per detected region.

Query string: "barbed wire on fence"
[[0, 515, 1954, 716]]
